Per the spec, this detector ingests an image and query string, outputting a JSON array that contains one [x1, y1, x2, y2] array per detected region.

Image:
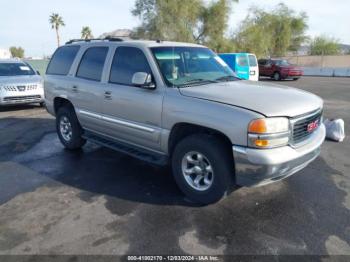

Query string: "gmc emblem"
[[307, 119, 319, 133]]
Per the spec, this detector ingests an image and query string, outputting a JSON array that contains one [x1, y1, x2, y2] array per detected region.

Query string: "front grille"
[[2, 84, 38, 92], [3, 86, 17, 91], [291, 110, 322, 145], [26, 84, 37, 90], [3, 95, 41, 102]]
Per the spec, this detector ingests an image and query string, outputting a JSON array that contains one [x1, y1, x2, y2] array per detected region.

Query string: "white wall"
[[303, 67, 350, 77], [0, 48, 11, 59]]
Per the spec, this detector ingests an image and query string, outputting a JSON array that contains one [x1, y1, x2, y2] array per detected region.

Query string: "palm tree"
[[81, 26, 93, 40], [49, 13, 65, 47]]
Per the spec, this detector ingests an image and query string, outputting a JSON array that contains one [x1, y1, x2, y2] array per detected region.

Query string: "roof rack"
[[65, 37, 124, 45]]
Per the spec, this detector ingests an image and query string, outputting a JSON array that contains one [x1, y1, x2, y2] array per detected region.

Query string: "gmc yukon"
[[44, 38, 325, 204]]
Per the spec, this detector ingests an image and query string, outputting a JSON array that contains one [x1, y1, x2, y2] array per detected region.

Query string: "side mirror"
[[132, 72, 155, 89]]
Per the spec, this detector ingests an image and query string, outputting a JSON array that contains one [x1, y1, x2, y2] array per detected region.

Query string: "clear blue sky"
[[1, 0, 349, 57]]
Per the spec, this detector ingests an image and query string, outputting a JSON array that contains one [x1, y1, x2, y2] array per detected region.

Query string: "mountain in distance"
[[99, 29, 132, 40]]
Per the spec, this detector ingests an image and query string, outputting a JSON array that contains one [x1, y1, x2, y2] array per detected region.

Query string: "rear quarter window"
[[46, 45, 80, 75]]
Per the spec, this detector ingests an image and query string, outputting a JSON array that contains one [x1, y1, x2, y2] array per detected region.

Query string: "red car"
[[258, 59, 303, 81]]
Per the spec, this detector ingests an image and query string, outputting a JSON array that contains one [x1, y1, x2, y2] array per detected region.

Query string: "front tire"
[[171, 134, 234, 205], [273, 72, 281, 81], [56, 106, 86, 150]]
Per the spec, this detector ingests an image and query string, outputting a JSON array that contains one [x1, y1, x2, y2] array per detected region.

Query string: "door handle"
[[72, 86, 78, 92], [104, 91, 112, 99]]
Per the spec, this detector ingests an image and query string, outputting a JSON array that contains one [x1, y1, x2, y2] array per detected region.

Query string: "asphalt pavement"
[[0, 77, 349, 257]]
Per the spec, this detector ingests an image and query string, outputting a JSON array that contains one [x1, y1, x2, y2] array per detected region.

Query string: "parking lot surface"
[[0, 77, 349, 256]]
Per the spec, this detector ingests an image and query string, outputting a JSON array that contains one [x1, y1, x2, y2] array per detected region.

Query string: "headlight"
[[248, 118, 290, 148]]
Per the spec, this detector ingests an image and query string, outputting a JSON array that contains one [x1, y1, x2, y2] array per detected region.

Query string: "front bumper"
[[232, 124, 326, 187], [0, 92, 44, 105], [281, 71, 303, 79]]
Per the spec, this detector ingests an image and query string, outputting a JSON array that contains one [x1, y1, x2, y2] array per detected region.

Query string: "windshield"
[[151, 47, 239, 87], [0, 63, 35, 76]]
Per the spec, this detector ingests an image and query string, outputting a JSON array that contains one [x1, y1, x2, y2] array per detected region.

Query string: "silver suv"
[[0, 59, 44, 106], [45, 38, 326, 204]]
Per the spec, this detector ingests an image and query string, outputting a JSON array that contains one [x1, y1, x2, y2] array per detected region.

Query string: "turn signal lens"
[[254, 139, 269, 147], [248, 119, 267, 133], [248, 118, 289, 134]]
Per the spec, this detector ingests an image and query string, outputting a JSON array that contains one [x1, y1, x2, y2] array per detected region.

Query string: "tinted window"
[[0, 63, 35, 76], [248, 55, 257, 66], [110, 47, 152, 86], [237, 55, 248, 67], [47, 46, 80, 75], [76, 47, 108, 81], [258, 59, 266, 65]]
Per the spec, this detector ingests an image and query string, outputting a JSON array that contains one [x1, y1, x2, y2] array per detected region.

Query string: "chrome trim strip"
[[79, 109, 155, 133], [248, 131, 291, 140], [102, 115, 155, 133], [78, 109, 102, 119], [290, 108, 323, 124]]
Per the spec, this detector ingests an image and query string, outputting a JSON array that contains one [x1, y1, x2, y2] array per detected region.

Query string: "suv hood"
[[178, 80, 323, 117]]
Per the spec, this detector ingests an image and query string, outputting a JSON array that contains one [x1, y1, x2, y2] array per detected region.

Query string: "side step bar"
[[82, 131, 168, 166]]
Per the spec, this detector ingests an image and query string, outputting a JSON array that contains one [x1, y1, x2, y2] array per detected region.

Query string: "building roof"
[[0, 58, 24, 64]]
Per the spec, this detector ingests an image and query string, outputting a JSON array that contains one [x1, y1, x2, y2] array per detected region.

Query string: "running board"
[[82, 131, 168, 166]]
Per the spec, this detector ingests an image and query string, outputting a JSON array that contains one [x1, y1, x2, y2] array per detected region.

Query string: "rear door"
[[70, 46, 109, 133], [265, 60, 275, 76], [248, 54, 259, 81]]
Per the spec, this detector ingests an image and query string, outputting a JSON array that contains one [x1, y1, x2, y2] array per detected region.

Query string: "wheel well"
[[54, 97, 73, 114], [168, 123, 233, 157]]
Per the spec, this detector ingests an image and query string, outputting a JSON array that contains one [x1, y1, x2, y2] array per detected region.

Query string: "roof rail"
[[103, 36, 125, 42], [65, 37, 124, 45]]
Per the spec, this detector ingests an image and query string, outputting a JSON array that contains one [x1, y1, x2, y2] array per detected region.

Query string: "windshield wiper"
[[215, 75, 240, 82], [179, 78, 218, 87]]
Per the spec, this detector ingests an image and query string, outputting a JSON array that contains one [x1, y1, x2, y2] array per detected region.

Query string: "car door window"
[[76, 47, 108, 81], [248, 55, 257, 67], [237, 55, 248, 67], [46, 45, 80, 75], [109, 46, 152, 86]]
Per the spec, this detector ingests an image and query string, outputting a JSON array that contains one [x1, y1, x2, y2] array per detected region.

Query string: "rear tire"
[[171, 134, 234, 205], [293, 78, 299, 81], [56, 106, 86, 150]]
